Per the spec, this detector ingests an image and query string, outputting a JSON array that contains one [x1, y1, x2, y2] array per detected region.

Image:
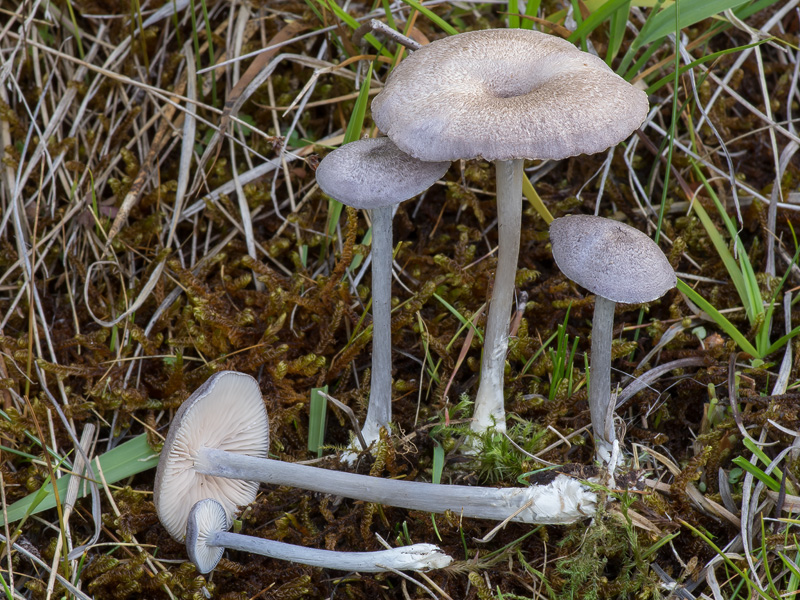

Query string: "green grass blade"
[[631, 0, 750, 55], [1, 434, 159, 526], [676, 279, 759, 358], [732, 456, 781, 492], [433, 293, 484, 343], [308, 386, 329, 457], [689, 196, 752, 320], [766, 326, 800, 357], [606, 0, 631, 65], [618, 0, 664, 75], [508, 0, 520, 28], [399, 0, 458, 35], [692, 163, 763, 322], [567, 0, 630, 46], [326, 62, 373, 237], [321, 0, 393, 57], [645, 40, 765, 95], [521, 0, 541, 29], [432, 441, 445, 484]]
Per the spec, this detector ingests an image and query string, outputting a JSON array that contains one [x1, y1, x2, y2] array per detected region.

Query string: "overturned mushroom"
[[316, 138, 449, 458], [549, 215, 676, 464], [371, 29, 649, 438], [154, 371, 597, 543], [186, 498, 452, 574]]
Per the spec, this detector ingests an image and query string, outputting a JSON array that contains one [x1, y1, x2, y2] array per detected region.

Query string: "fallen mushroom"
[[154, 371, 596, 542], [549, 215, 676, 464], [186, 497, 452, 574], [315, 138, 449, 459], [371, 29, 649, 438]]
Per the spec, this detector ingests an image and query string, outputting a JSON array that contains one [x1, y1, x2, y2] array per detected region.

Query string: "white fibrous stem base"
[[196, 447, 597, 525], [471, 159, 523, 438], [339, 420, 384, 466]]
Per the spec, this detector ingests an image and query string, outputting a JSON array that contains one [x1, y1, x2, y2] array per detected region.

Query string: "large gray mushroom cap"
[[550, 215, 676, 304], [372, 29, 649, 162], [154, 371, 269, 542], [316, 137, 450, 209]]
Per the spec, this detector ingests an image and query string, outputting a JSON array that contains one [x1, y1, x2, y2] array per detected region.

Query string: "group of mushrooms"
[[154, 28, 678, 575]]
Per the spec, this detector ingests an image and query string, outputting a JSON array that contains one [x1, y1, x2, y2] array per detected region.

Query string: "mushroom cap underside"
[[549, 214, 676, 304], [153, 370, 270, 542], [316, 137, 450, 209], [186, 498, 229, 574], [372, 29, 649, 162]]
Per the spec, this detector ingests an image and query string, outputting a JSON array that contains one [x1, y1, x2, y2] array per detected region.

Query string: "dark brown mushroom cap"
[[549, 215, 676, 304], [315, 137, 450, 209], [153, 371, 269, 542], [371, 29, 649, 162]]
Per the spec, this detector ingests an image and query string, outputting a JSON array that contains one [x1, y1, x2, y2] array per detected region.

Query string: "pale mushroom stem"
[[589, 295, 616, 464], [360, 204, 394, 445], [194, 446, 594, 524], [208, 532, 447, 573], [471, 159, 523, 436]]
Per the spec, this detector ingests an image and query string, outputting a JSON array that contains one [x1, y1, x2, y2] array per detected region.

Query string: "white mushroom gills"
[[186, 498, 452, 574], [549, 215, 676, 464], [371, 29, 650, 439]]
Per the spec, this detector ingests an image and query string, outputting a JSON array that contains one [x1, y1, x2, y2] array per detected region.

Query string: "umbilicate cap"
[[316, 137, 450, 209], [372, 29, 649, 162], [549, 215, 676, 304]]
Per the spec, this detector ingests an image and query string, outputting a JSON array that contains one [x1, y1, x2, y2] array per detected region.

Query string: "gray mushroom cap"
[[154, 371, 270, 542], [186, 499, 229, 574], [371, 29, 649, 162], [315, 137, 450, 209], [549, 215, 676, 304]]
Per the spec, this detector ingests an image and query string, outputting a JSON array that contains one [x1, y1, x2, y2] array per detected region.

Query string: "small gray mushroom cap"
[[154, 371, 269, 542], [372, 29, 649, 162], [315, 137, 450, 209], [549, 215, 676, 304], [186, 499, 229, 574]]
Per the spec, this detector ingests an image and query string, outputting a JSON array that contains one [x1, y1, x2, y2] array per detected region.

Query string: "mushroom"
[[154, 370, 268, 542], [154, 370, 596, 543], [315, 138, 450, 458], [371, 29, 649, 437], [549, 215, 676, 464], [186, 498, 452, 574]]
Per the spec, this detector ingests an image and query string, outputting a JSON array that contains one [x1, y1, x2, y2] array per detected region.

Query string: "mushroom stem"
[[187, 498, 451, 574], [360, 204, 394, 446], [210, 532, 447, 572], [194, 447, 595, 524], [471, 158, 523, 436], [589, 295, 616, 464]]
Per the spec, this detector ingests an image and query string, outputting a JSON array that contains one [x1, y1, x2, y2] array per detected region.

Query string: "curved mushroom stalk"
[[186, 498, 452, 574], [549, 215, 676, 466], [154, 371, 598, 543]]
